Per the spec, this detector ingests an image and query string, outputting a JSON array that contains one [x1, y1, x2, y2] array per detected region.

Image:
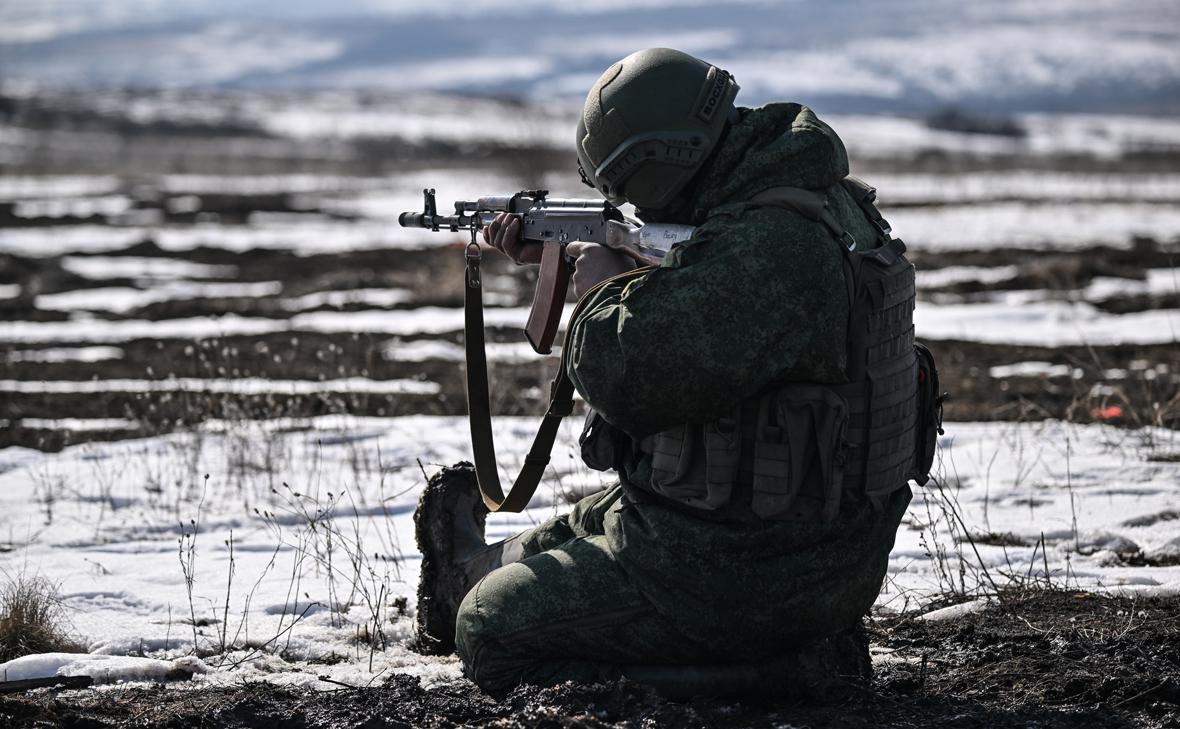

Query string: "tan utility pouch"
[[751, 385, 849, 521]]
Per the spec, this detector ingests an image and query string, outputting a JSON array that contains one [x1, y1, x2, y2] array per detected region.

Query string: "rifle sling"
[[463, 245, 648, 512]]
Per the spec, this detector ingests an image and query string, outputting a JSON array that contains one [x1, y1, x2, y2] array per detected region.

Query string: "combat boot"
[[413, 462, 526, 655]]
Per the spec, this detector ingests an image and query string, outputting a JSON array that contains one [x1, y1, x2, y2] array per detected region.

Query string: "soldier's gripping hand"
[[483, 212, 543, 265], [566, 242, 638, 298]]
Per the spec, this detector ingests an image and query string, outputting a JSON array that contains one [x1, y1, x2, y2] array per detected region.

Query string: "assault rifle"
[[398, 188, 694, 354], [398, 188, 695, 513]]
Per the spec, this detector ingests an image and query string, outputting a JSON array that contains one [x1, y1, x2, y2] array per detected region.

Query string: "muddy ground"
[[4, 231, 1179, 452], [1, 591, 1177, 728], [3, 89, 1180, 449]]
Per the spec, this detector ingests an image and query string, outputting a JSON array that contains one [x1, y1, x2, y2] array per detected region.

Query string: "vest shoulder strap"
[[840, 176, 893, 244], [747, 186, 857, 251]]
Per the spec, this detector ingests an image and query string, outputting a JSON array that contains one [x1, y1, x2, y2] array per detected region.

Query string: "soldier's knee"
[[454, 572, 525, 695], [454, 579, 484, 668]]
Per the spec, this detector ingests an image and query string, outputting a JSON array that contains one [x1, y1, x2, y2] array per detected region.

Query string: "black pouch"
[[579, 409, 627, 472], [913, 342, 947, 485]]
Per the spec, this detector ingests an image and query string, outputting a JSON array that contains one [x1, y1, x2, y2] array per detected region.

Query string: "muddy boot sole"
[[413, 461, 488, 655]]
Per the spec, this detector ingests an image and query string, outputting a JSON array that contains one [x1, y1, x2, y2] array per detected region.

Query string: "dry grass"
[[0, 572, 82, 662]]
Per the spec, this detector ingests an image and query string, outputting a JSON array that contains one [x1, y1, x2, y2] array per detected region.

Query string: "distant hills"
[[1, 0, 1178, 114]]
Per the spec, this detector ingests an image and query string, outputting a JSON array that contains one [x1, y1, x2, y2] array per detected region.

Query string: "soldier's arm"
[[566, 207, 849, 438]]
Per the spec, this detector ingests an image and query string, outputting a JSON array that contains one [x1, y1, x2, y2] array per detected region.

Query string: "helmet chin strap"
[[634, 196, 694, 225]]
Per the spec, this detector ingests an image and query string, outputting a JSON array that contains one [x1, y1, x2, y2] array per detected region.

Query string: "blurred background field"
[[0, 0, 1179, 701]]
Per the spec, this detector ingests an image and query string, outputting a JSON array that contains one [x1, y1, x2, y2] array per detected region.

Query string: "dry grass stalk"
[[0, 573, 81, 663]]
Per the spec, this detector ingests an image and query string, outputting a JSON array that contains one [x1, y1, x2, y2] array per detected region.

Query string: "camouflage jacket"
[[567, 102, 881, 445], [559, 105, 909, 641]]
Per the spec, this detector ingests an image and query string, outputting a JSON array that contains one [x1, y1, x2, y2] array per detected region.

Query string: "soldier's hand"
[[566, 242, 638, 298], [483, 212, 543, 265]]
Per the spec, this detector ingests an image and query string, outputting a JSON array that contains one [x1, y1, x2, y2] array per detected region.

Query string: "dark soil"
[[4, 234, 1179, 451], [1, 591, 1177, 728]]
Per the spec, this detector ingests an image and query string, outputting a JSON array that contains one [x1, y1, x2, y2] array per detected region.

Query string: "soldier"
[[415, 47, 927, 698]]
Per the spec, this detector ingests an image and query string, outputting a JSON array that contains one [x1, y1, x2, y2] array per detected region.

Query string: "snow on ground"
[[886, 420, 1180, 611], [0, 416, 1176, 686], [382, 339, 552, 364], [0, 377, 440, 396], [915, 300, 1180, 346], [3, 346, 125, 363], [60, 256, 238, 282], [0, 418, 140, 432], [889, 201, 1180, 252], [3, 298, 1175, 348], [34, 282, 284, 313], [0, 305, 578, 345], [0, 653, 209, 684], [1085, 269, 1180, 302], [868, 172, 1180, 206], [916, 265, 1021, 289], [838, 113, 1180, 161], [988, 362, 1080, 380], [0, 176, 121, 201], [12, 195, 135, 220]]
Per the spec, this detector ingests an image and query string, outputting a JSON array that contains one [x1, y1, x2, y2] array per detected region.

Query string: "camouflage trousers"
[[454, 483, 910, 696]]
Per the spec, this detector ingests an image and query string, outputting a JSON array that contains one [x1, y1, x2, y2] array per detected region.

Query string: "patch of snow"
[[916, 300, 1180, 346], [381, 338, 551, 364], [892, 202, 1180, 252], [0, 377, 440, 396], [0, 653, 209, 684], [61, 256, 238, 281], [0, 305, 574, 344], [989, 362, 1080, 380], [1084, 269, 1180, 302], [35, 282, 283, 313], [278, 288, 414, 311], [916, 265, 1020, 289], [840, 113, 1180, 161], [1073, 532, 1141, 556], [1145, 536, 1180, 562], [4, 346, 124, 363], [869, 172, 1180, 206], [13, 195, 133, 219], [917, 598, 993, 622], [159, 174, 382, 196], [13, 418, 140, 432], [0, 417, 1177, 688], [0, 176, 120, 201]]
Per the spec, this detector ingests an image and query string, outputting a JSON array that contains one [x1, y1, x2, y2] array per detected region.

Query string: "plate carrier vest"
[[615, 177, 940, 521]]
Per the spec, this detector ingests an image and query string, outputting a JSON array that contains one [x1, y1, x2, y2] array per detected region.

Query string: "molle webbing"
[[838, 231, 917, 509], [635, 177, 919, 519], [746, 179, 918, 511]]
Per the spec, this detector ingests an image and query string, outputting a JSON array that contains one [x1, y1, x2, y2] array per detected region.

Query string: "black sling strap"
[[463, 238, 652, 512]]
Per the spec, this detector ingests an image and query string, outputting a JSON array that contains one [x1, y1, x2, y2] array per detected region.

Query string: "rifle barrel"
[[396, 212, 473, 230]]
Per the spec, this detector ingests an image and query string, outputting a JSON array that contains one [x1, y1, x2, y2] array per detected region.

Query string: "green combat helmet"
[[576, 48, 740, 210]]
